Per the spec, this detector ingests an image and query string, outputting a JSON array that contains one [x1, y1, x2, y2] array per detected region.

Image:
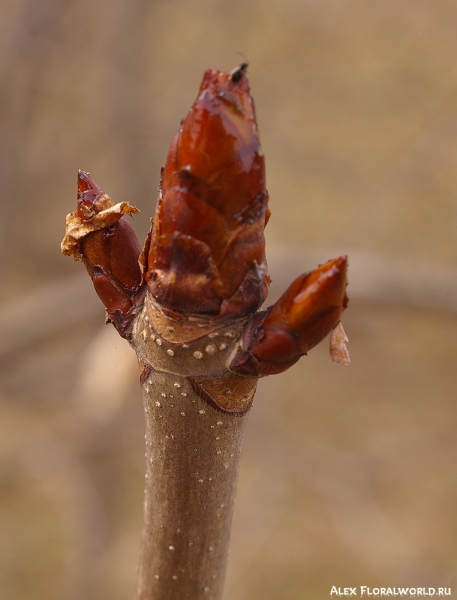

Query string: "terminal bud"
[[140, 65, 270, 319]]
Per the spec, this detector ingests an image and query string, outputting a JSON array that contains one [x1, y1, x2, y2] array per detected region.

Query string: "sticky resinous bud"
[[62, 171, 143, 332], [76, 171, 141, 292], [141, 65, 270, 319], [230, 256, 349, 376]]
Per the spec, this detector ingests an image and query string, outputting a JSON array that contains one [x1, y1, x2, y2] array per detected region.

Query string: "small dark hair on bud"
[[230, 61, 248, 82]]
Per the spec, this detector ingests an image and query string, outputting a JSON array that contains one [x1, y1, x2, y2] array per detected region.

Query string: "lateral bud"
[[61, 171, 143, 333], [230, 256, 348, 376]]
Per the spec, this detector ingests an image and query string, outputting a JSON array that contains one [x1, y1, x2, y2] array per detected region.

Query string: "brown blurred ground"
[[1, 1, 457, 599]]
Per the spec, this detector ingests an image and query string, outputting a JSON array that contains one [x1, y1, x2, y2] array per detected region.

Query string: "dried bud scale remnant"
[[61, 63, 349, 600], [330, 321, 351, 366]]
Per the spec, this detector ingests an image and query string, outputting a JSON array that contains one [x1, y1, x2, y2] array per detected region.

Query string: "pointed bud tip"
[[77, 170, 101, 195], [333, 254, 348, 274], [77, 170, 110, 221], [200, 61, 250, 93], [319, 254, 348, 277]]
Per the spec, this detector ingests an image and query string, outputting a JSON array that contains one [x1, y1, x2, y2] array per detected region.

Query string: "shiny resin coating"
[[76, 171, 142, 317], [230, 256, 348, 376], [141, 68, 270, 318]]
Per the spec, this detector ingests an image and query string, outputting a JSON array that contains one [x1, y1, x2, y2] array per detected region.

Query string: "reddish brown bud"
[[76, 171, 142, 294], [230, 256, 348, 376], [62, 172, 143, 329], [141, 65, 270, 319], [79, 218, 142, 297], [91, 266, 134, 316]]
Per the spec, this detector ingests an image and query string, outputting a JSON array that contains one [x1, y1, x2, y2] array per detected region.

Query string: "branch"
[[62, 63, 349, 600]]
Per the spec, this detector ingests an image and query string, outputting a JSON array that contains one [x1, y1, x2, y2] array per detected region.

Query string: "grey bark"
[[133, 298, 256, 600]]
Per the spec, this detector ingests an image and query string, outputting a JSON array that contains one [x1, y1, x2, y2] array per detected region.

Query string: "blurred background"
[[1, 0, 457, 598]]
